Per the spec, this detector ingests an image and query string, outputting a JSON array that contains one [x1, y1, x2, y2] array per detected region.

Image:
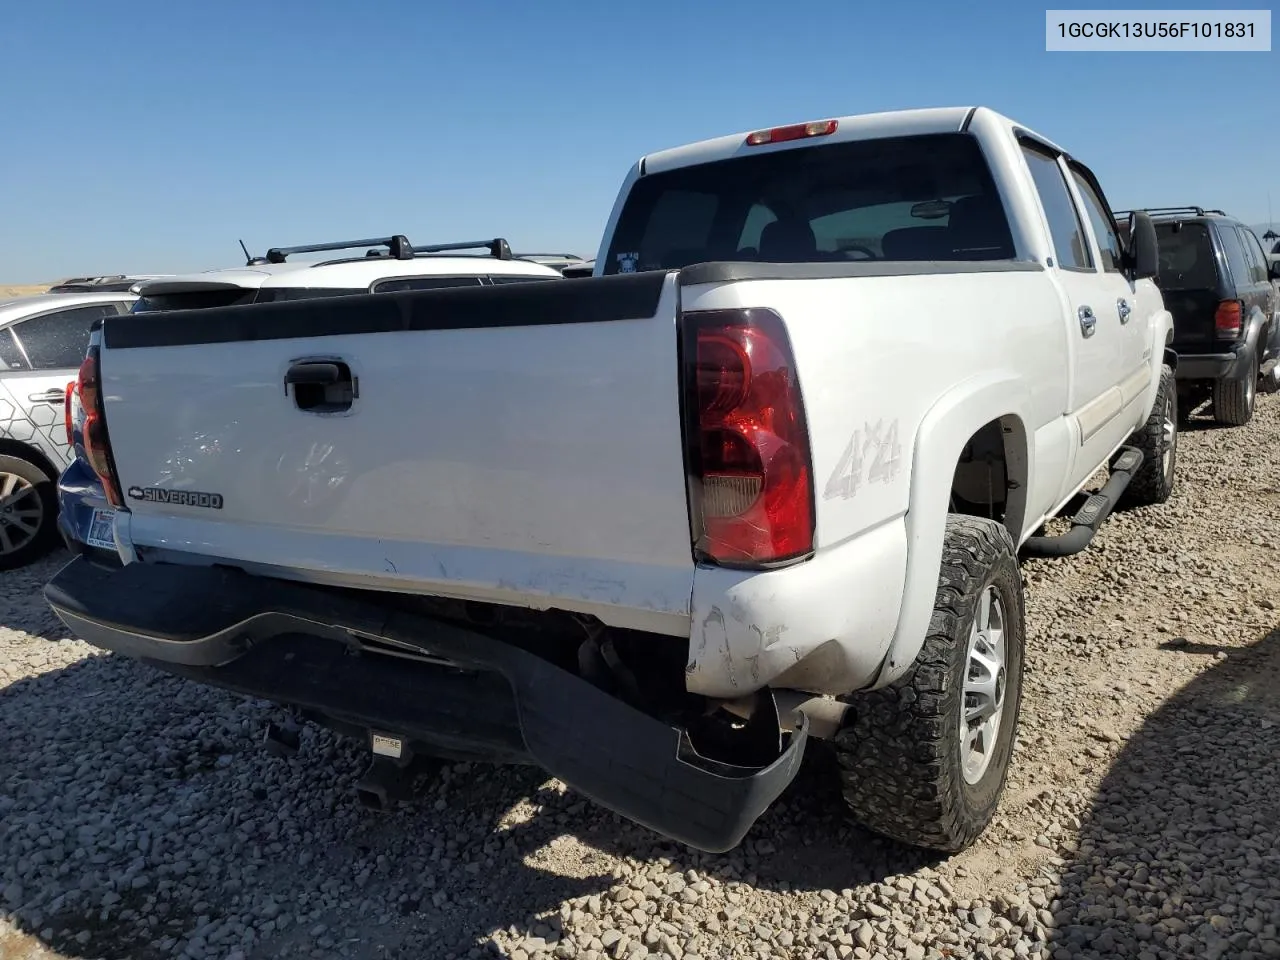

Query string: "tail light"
[[681, 308, 814, 565], [1214, 299, 1243, 339], [63, 381, 75, 447], [77, 347, 125, 507]]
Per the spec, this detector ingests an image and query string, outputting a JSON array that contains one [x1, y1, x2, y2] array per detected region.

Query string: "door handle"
[[1078, 305, 1097, 338], [284, 362, 342, 386], [28, 388, 67, 404], [284, 358, 356, 413], [1117, 298, 1131, 324]]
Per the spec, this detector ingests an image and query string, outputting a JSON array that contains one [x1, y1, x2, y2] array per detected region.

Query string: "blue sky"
[[1, 0, 1275, 280]]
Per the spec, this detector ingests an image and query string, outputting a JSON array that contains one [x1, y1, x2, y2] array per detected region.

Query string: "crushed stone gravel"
[[2, 394, 1279, 960]]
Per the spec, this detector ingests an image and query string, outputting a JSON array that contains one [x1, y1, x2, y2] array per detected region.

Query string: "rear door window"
[[1154, 222, 1219, 290], [11, 303, 122, 370], [603, 132, 1014, 272]]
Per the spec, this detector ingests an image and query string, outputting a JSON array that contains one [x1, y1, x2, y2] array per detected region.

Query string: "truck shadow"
[[4, 619, 1278, 959], [0, 640, 940, 960], [1040, 625, 1280, 959]]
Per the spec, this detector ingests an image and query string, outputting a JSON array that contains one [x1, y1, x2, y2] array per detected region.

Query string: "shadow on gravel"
[[0, 648, 938, 960], [1047, 625, 1280, 960]]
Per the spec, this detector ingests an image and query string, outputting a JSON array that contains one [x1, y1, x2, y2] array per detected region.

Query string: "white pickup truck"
[[46, 106, 1176, 855]]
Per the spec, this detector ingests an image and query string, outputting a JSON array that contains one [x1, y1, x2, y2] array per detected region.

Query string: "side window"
[[1238, 227, 1268, 283], [1021, 144, 1092, 270], [0, 329, 29, 371], [10, 304, 118, 370], [1216, 225, 1252, 289], [1068, 168, 1122, 273]]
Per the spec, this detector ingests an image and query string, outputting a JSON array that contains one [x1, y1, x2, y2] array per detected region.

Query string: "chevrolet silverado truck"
[[45, 106, 1176, 855]]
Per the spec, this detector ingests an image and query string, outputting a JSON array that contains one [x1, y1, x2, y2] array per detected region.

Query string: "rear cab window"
[[603, 133, 1015, 273]]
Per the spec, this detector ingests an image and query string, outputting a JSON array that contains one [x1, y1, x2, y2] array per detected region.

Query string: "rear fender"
[[871, 372, 1032, 688]]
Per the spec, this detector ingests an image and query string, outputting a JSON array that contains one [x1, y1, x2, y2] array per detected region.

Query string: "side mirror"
[[1127, 211, 1159, 280], [1269, 258, 1280, 282]]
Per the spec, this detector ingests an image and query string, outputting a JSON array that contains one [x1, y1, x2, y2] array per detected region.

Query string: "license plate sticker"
[[86, 508, 117, 550]]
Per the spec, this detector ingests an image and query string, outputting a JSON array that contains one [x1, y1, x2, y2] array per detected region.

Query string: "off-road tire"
[[832, 515, 1025, 853], [1117, 363, 1177, 509], [0, 453, 59, 571], [1213, 352, 1257, 426]]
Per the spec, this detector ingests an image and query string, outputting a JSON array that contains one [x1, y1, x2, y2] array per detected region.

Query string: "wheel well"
[[948, 416, 1027, 542], [0, 439, 60, 482], [1163, 347, 1178, 371]]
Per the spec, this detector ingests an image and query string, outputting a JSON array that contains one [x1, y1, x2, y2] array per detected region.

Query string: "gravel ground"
[[2, 394, 1279, 960]]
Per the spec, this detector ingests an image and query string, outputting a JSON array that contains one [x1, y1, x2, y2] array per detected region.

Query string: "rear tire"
[[0, 453, 59, 570], [1117, 363, 1177, 509], [1213, 352, 1257, 426], [832, 515, 1025, 853]]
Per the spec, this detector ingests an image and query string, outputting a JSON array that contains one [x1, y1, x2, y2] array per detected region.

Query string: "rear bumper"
[[44, 557, 807, 853], [55, 461, 120, 567], [1173, 341, 1254, 381]]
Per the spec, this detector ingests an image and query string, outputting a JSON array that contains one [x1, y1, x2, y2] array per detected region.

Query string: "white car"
[[128, 235, 563, 312], [0, 290, 137, 568], [46, 107, 1176, 855]]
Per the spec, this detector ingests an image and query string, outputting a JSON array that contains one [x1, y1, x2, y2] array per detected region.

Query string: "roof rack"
[[412, 238, 513, 261], [266, 235, 415, 264], [1112, 206, 1230, 220]]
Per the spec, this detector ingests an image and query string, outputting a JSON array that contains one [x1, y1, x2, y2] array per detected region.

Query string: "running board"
[[1021, 446, 1143, 558]]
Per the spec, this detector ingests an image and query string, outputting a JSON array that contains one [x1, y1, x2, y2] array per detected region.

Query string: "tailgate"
[[98, 272, 696, 630]]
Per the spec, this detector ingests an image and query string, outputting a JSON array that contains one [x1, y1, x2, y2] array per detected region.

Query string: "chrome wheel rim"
[[0, 472, 43, 556], [961, 585, 1007, 785], [1161, 389, 1177, 478]]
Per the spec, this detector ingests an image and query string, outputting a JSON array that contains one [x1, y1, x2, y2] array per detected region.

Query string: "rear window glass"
[[254, 287, 369, 303], [133, 289, 257, 313], [487, 275, 560, 285], [369, 276, 484, 294], [603, 133, 1014, 273], [1155, 222, 1218, 290]]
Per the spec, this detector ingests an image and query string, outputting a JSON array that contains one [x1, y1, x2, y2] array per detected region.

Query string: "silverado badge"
[[127, 486, 224, 509]]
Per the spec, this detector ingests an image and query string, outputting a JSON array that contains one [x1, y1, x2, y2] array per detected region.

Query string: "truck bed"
[[98, 273, 695, 634]]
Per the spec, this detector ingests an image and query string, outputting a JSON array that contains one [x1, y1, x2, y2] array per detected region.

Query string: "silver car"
[[0, 290, 137, 568]]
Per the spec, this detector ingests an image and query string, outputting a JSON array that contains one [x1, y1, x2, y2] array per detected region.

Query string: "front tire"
[[1213, 351, 1257, 426], [0, 453, 59, 570], [1117, 363, 1177, 509], [832, 515, 1025, 853]]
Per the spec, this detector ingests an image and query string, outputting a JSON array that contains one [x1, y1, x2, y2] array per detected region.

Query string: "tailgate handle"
[[285, 362, 342, 386], [284, 359, 356, 413]]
